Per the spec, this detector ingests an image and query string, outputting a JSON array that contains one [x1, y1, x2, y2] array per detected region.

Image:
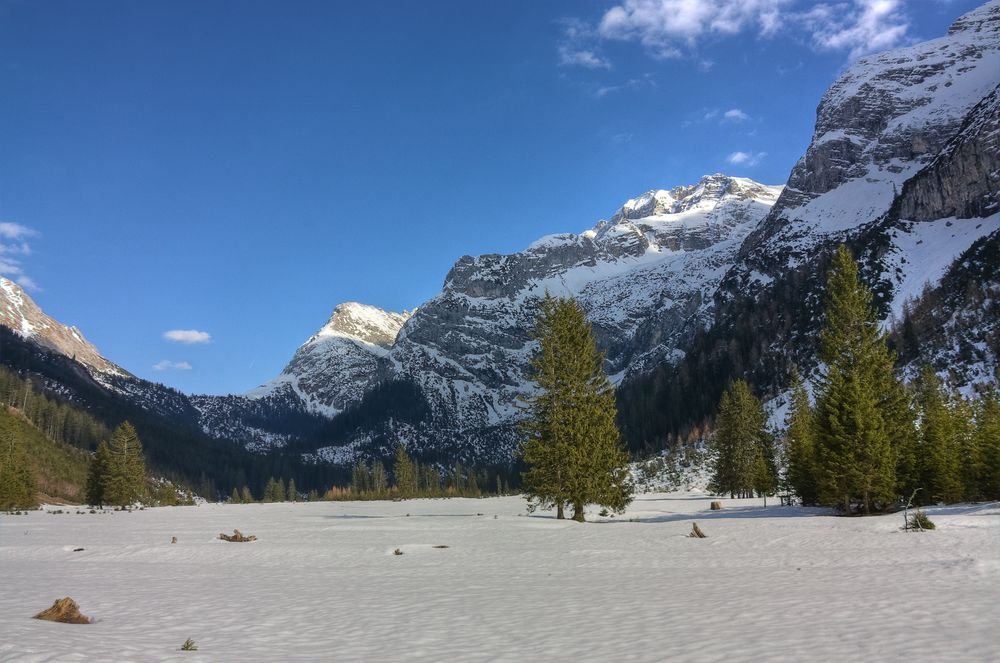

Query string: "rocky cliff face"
[[0, 277, 123, 377], [618, 1, 1000, 448]]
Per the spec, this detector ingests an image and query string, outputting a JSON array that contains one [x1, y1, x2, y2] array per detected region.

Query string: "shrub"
[[907, 510, 936, 530]]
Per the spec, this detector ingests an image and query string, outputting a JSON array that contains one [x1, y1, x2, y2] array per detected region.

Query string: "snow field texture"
[[1, 493, 999, 662]]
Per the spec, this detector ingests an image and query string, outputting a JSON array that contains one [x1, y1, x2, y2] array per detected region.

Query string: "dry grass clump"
[[33, 597, 90, 624]]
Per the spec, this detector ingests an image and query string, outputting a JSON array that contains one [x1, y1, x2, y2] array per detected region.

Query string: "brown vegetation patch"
[[33, 597, 90, 624]]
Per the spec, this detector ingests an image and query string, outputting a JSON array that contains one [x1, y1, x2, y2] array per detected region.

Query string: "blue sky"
[[0, 0, 982, 395]]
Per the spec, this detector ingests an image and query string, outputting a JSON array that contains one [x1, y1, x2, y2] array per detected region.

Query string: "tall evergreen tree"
[[785, 371, 819, 505], [519, 294, 632, 522], [915, 368, 964, 504], [230, 487, 241, 504], [813, 246, 902, 514], [286, 478, 298, 502], [102, 422, 147, 508], [0, 428, 36, 509], [393, 444, 417, 498], [711, 380, 769, 499], [241, 485, 254, 503], [85, 440, 111, 507], [975, 389, 1000, 500]]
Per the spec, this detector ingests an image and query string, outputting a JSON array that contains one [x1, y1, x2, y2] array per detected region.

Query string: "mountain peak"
[[0, 276, 123, 376], [607, 175, 781, 225], [309, 301, 411, 348]]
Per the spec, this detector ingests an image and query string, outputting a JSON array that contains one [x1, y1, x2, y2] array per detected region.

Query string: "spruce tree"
[[915, 367, 963, 504], [102, 422, 147, 508], [954, 397, 980, 502], [241, 485, 254, 503], [975, 389, 1000, 500], [85, 440, 111, 507], [0, 429, 36, 510], [286, 478, 298, 502], [785, 372, 819, 505], [813, 246, 901, 514], [393, 444, 417, 498], [711, 380, 768, 499], [519, 294, 632, 521], [263, 477, 277, 502], [230, 487, 241, 504]]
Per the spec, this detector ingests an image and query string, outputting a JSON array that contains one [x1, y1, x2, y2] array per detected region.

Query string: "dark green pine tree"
[[915, 368, 964, 504], [954, 397, 980, 503], [393, 444, 417, 498], [519, 294, 632, 522], [711, 380, 768, 499], [102, 422, 147, 508], [0, 429, 37, 510], [241, 485, 254, 503], [286, 478, 298, 502], [85, 440, 111, 507], [813, 246, 901, 514], [262, 477, 277, 502], [230, 487, 241, 504], [975, 389, 1000, 501], [784, 371, 819, 505]]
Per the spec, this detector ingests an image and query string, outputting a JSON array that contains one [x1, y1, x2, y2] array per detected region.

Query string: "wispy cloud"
[[682, 106, 757, 128], [163, 329, 212, 344], [726, 150, 767, 166], [559, 45, 612, 70], [153, 360, 193, 371], [593, 74, 656, 98], [565, 0, 912, 69], [0, 221, 39, 290], [558, 19, 612, 69], [723, 108, 750, 122]]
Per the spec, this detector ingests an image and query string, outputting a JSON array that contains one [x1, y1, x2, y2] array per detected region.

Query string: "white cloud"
[[0, 221, 39, 290], [163, 329, 212, 344], [723, 108, 750, 122], [153, 360, 193, 371], [726, 150, 767, 166], [598, 0, 793, 53], [577, 0, 910, 66], [558, 19, 613, 69], [806, 0, 909, 60], [0, 222, 36, 240], [558, 45, 612, 69]]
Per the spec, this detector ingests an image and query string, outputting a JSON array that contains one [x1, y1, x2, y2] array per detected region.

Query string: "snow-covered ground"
[[2, 493, 998, 662]]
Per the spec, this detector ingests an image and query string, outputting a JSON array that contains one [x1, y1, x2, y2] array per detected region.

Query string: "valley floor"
[[1, 493, 998, 662]]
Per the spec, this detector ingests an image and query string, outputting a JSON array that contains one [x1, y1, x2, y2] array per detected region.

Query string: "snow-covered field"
[[2, 493, 998, 663]]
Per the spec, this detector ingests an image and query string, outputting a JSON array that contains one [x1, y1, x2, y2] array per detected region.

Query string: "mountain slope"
[[619, 1, 1000, 447]]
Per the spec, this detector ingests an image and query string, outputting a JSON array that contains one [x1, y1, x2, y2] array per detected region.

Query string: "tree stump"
[[33, 598, 90, 624], [689, 522, 707, 538], [710, 501, 722, 510]]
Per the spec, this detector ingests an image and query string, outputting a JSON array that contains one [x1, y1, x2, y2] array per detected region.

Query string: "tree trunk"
[[572, 499, 585, 522], [556, 502, 565, 520]]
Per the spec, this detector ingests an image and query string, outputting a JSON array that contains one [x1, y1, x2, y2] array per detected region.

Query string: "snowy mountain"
[[622, 1, 1000, 444], [0, 277, 124, 378], [207, 175, 780, 460], [1, 2, 997, 470], [247, 302, 411, 417]]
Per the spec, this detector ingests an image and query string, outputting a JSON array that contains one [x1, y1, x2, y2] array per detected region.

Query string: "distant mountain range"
[[2, 1, 997, 480]]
